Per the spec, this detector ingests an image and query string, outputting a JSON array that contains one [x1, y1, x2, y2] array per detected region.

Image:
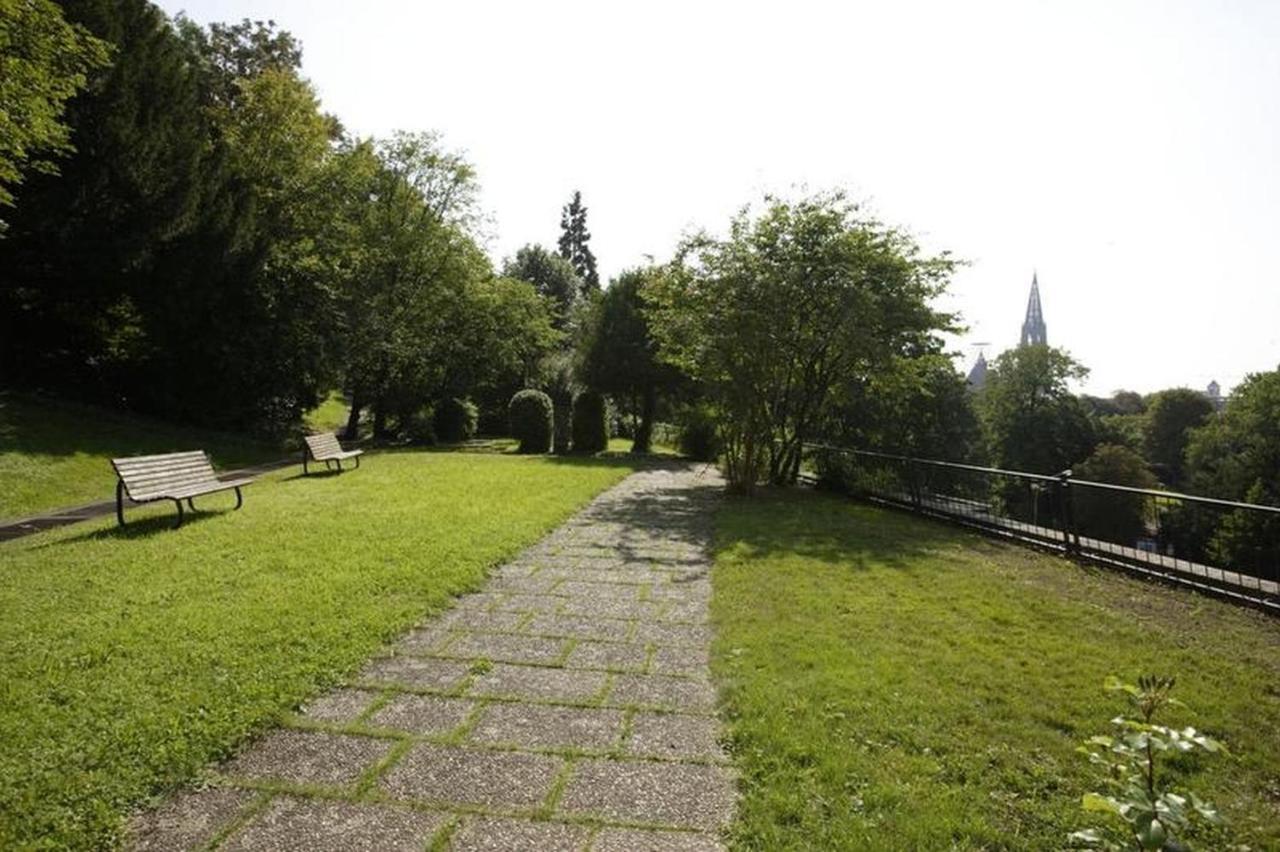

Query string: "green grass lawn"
[[302, 389, 351, 436], [0, 394, 280, 520], [0, 451, 638, 849], [711, 489, 1280, 851]]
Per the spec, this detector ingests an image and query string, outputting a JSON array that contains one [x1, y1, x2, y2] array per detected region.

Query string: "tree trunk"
[[372, 402, 389, 440], [553, 403, 571, 454], [342, 392, 363, 441], [632, 385, 656, 454]]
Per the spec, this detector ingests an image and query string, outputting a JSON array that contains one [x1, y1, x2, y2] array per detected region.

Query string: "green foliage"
[[571, 390, 608, 453], [1180, 368, 1280, 573], [829, 352, 983, 462], [1143, 389, 1215, 487], [712, 489, 1280, 850], [647, 191, 955, 493], [979, 344, 1096, 474], [579, 266, 685, 453], [1095, 413, 1147, 454], [557, 189, 599, 293], [677, 405, 721, 461], [0, 451, 636, 848], [0, 0, 111, 227], [1072, 444, 1159, 544], [1071, 676, 1227, 851], [433, 397, 479, 443], [509, 388, 553, 453], [503, 243, 583, 328]]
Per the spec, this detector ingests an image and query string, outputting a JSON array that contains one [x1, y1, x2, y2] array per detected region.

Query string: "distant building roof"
[[1020, 272, 1047, 346]]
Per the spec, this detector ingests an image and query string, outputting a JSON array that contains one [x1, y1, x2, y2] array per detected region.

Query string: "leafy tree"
[[335, 131, 487, 440], [0, 0, 110, 229], [579, 267, 685, 453], [557, 190, 599, 293], [1181, 367, 1280, 575], [1142, 388, 1214, 487], [175, 16, 302, 110], [0, 0, 240, 408], [1072, 444, 1159, 545], [826, 352, 982, 462], [1112, 390, 1146, 416], [647, 191, 955, 493], [503, 244, 582, 329], [979, 345, 1095, 474]]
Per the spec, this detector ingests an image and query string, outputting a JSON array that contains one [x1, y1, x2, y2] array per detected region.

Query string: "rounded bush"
[[678, 406, 721, 461], [509, 389, 554, 453], [433, 397, 479, 443], [571, 390, 608, 454]]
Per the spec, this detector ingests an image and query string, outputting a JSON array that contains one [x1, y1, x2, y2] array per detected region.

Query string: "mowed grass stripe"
[[710, 489, 1280, 851], [0, 451, 638, 849]]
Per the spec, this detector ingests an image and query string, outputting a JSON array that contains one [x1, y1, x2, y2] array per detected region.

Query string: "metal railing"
[[804, 444, 1280, 612]]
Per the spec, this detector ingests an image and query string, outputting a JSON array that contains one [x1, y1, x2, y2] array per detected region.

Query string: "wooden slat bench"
[[303, 433, 363, 474], [111, 451, 254, 529]]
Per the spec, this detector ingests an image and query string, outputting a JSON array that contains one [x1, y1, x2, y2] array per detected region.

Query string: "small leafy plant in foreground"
[[1071, 675, 1229, 851]]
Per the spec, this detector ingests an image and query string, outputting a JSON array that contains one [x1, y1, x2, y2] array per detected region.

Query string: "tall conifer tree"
[[557, 190, 599, 294]]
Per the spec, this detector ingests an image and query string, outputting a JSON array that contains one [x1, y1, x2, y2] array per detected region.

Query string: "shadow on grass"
[[279, 468, 345, 482], [36, 509, 225, 547], [716, 487, 965, 574], [0, 391, 277, 466]]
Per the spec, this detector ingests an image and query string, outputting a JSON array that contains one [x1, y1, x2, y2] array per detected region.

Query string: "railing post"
[[909, 458, 922, 509], [1058, 469, 1078, 555]]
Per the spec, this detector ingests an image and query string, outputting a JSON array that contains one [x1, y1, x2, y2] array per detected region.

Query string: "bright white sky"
[[158, 0, 1280, 396]]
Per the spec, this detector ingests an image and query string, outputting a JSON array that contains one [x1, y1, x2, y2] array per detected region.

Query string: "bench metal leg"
[[353, 455, 361, 469], [187, 498, 197, 511], [116, 480, 127, 527], [172, 499, 185, 529], [233, 486, 243, 510], [335, 458, 344, 472]]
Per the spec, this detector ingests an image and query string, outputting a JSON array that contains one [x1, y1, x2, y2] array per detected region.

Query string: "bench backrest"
[[112, 451, 218, 500], [305, 432, 344, 458]]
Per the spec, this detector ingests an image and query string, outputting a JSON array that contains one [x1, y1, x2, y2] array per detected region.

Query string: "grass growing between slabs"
[[710, 489, 1280, 851], [0, 393, 279, 520], [0, 451, 638, 849]]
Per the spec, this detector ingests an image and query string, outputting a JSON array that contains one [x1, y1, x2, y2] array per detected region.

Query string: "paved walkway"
[[128, 465, 735, 851]]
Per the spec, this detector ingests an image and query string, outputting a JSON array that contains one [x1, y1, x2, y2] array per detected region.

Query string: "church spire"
[[1020, 272, 1047, 346]]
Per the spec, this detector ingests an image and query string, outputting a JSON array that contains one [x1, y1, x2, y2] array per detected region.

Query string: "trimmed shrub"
[[571, 390, 608, 453], [678, 406, 721, 461], [509, 389, 553, 453], [434, 397, 479, 443]]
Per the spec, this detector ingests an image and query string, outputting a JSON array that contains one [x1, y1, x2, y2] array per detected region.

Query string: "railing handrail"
[[804, 442, 1280, 515]]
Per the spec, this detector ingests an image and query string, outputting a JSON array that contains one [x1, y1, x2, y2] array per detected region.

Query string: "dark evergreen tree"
[[0, 0, 240, 402], [557, 190, 599, 294]]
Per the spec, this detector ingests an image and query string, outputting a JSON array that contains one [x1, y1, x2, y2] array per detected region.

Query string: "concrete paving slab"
[[525, 615, 631, 642], [468, 703, 625, 751], [627, 713, 726, 762], [559, 759, 735, 830], [221, 797, 446, 851], [468, 663, 608, 703], [368, 694, 475, 735], [444, 631, 567, 665], [449, 816, 590, 851], [563, 641, 649, 673], [590, 828, 725, 851], [127, 786, 255, 851], [221, 731, 390, 786], [299, 689, 379, 725], [356, 656, 471, 690], [380, 743, 562, 809], [607, 674, 718, 713]]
